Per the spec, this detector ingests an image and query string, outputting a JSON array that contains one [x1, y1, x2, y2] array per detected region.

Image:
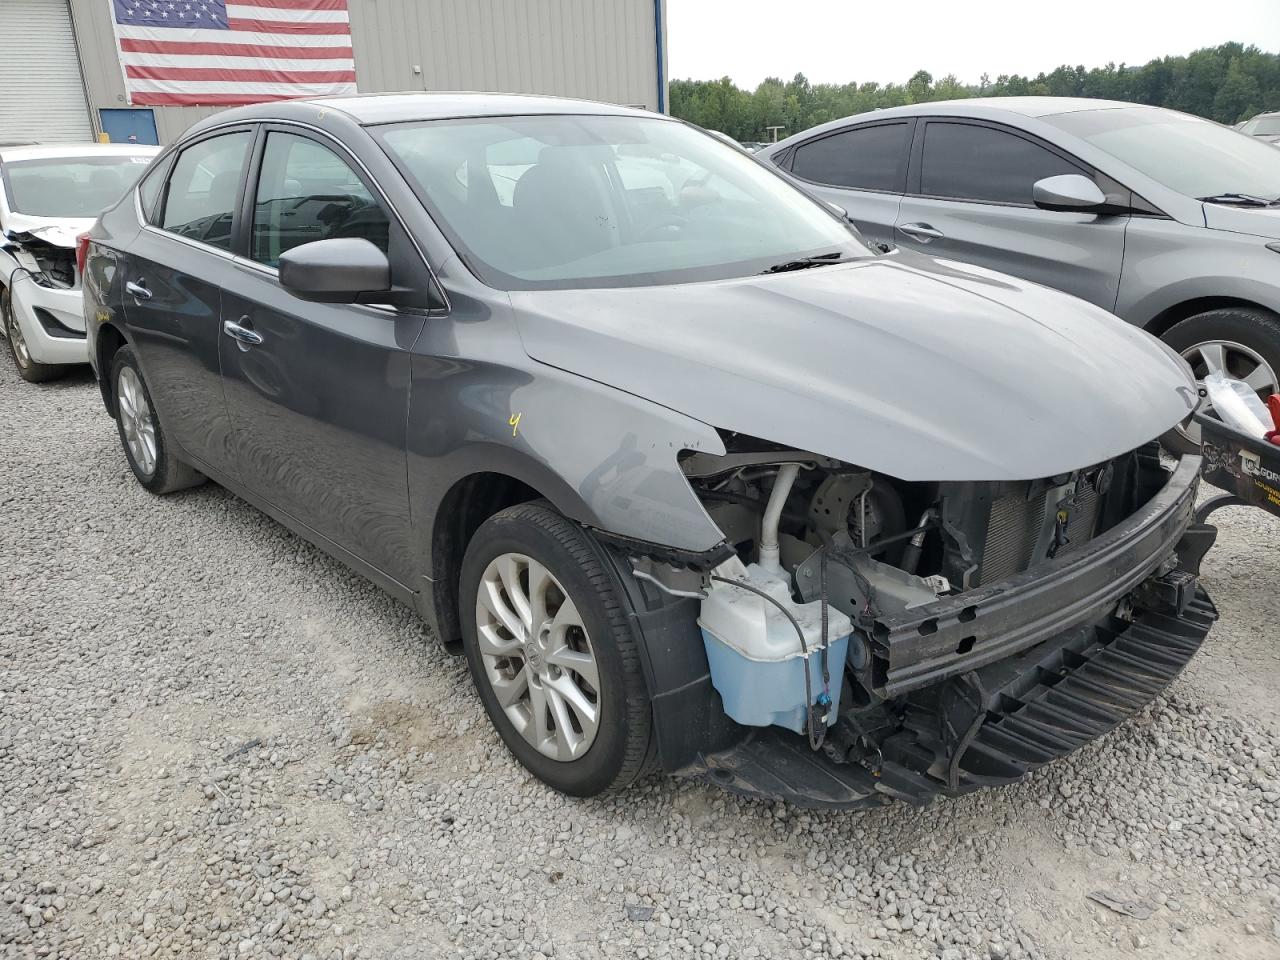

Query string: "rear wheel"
[[1160, 307, 1280, 453], [459, 502, 654, 796], [110, 345, 206, 494], [2, 286, 62, 383]]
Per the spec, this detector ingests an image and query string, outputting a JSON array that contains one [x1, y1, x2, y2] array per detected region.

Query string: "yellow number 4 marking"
[[509, 412, 522, 437]]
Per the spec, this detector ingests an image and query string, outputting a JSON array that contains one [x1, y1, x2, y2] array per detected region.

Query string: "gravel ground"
[[2, 359, 1279, 960]]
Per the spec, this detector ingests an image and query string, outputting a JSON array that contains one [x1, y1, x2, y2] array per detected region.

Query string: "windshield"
[[3, 155, 154, 218], [1045, 108, 1280, 202], [374, 114, 870, 290]]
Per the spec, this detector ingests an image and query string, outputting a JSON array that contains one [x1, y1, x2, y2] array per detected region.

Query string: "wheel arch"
[[1142, 296, 1280, 339], [427, 470, 551, 650], [95, 321, 130, 415]]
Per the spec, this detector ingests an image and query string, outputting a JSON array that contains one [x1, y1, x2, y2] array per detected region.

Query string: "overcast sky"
[[667, 0, 1280, 89]]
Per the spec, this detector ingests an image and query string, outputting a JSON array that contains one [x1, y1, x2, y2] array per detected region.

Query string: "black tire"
[[109, 345, 206, 494], [1160, 307, 1280, 455], [459, 502, 655, 797], [2, 285, 63, 383]]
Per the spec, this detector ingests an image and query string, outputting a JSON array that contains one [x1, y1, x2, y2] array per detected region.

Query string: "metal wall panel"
[[67, 0, 665, 145], [0, 0, 93, 144], [346, 0, 662, 111]]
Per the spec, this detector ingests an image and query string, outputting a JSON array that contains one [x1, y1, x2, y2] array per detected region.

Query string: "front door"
[[218, 128, 427, 584], [895, 119, 1127, 311], [120, 128, 254, 478]]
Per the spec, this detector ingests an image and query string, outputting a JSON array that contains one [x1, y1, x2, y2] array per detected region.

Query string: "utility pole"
[[766, 125, 785, 142]]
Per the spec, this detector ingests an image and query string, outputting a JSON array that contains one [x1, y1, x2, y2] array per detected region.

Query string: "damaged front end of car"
[[1, 224, 90, 369], [4, 227, 78, 290], [610, 433, 1216, 810]]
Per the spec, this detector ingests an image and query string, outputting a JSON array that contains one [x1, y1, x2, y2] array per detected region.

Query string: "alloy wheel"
[[4, 295, 31, 369], [474, 552, 601, 762], [1176, 338, 1279, 445], [116, 366, 158, 477]]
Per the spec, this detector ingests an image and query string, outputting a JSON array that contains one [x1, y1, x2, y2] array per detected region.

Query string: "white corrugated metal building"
[[0, 0, 668, 146]]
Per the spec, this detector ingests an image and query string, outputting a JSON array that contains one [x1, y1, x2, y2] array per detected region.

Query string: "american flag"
[[109, 0, 357, 106]]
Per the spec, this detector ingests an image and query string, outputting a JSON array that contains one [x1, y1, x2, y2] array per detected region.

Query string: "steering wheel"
[[290, 193, 359, 211]]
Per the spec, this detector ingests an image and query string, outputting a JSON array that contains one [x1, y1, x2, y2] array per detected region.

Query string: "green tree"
[[668, 42, 1280, 140]]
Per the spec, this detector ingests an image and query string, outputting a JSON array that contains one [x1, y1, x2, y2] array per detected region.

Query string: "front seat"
[[512, 146, 620, 271]]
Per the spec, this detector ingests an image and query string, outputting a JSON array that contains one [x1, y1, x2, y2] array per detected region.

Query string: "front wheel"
[[3, 286, 62, 383], [1160, 307, 1280, 454], [459, 502, 655, 796]]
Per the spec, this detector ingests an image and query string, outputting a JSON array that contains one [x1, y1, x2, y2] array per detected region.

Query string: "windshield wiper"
[[1197, 192, 1279, 207], [759, 252, 851, 274]]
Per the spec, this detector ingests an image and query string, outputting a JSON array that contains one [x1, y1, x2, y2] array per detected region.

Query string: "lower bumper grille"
[[685, 587, 1216, 809]]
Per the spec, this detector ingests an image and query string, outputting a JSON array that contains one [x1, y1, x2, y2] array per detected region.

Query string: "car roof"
[[0, 143, 162, 164], [760, 97, 1172, 156], [195, 91, 659, 130], [868, 96, 1146, 120]]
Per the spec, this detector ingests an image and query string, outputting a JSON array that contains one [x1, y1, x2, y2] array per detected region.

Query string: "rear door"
[[218, 126, 428, 585], [119, 127, 255, 478], [895, 119, 1127, 310], [776, 119, 913, 250]]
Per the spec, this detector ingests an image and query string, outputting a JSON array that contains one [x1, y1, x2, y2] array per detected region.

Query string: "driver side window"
[[251, 132, 389, 268]]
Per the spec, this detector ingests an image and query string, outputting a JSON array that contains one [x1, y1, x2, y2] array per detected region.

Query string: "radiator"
[[980, 480, 1100, 584], [980, 489, 1048, 585]]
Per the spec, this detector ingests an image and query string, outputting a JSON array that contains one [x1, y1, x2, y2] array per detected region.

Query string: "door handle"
[[898, 222, 945, 242], [222, 317, 263, 346], [125, 280, 152, 301]]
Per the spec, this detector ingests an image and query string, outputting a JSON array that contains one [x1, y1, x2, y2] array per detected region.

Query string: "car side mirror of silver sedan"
[[1032, 174, 1108, 213], [279, 237, 393, 305]]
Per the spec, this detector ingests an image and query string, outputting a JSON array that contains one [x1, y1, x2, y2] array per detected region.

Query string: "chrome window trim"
[[141, 220, 239, 262], [230, 253, 399, 317]]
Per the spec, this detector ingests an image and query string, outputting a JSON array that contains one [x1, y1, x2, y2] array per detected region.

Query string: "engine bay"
[[672, 430, 1177, 751]]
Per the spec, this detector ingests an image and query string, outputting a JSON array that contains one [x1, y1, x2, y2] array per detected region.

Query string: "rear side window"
[[250, 131, 389, 268], [919, 122, 1082, 205], [790, 123, 910, 193], [160, 131, 252, 251]]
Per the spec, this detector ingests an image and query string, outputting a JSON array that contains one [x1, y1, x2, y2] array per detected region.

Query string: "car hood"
[[509, 253, 1198, 482], [2, 212, 94, 247], [1202, 202, 1280, 240]]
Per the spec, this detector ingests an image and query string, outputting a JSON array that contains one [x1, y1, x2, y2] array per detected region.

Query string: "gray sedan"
[[760, 97, 1280, 446], [82, 93, 1213, 809]]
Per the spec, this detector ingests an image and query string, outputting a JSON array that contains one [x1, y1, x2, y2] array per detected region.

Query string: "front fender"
[[1118, 220, 1280, 328], [406, 351, 728, 582]]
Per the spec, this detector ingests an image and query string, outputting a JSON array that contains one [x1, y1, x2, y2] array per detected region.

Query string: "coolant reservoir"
[[698, 558, 852, 734]]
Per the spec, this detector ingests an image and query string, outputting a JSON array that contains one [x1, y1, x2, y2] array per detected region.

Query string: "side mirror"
[[278, 237, 391, 304], [1033, 174, 1108, 213], [825, 200, 849, 220]]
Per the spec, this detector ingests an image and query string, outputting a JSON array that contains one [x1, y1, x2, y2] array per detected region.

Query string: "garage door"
[[0, 0, 93, 144]]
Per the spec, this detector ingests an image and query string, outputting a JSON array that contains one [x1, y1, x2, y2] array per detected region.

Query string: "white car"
[[1, 143, 159, 381]]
